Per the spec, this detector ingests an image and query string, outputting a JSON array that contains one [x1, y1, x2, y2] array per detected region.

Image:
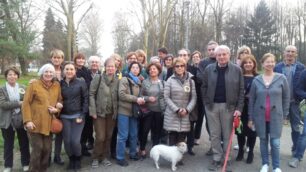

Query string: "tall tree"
[[48, 0, 93, 60], [244, 0, 277, 63]]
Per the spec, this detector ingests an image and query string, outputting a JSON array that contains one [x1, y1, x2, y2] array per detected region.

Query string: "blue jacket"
[[295, 69, 306, 100], [274, 61, 305, 100]]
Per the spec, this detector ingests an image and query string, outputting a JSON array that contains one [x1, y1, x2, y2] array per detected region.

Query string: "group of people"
[[0, 41, 306, 172]]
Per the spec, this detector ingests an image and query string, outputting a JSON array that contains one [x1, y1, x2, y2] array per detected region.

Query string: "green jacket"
[[89, 73, 119, 119]]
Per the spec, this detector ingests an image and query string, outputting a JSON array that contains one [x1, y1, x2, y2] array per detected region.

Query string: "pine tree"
[[243, 0, 277, 62]]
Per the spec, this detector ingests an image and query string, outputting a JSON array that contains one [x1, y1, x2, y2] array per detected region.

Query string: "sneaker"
[[91, 159, 99, 168], [102, 158, 112, 166], [234, 144, 239, 150], [206, 147, 213, 156], [208, 160, 221, 171], [23, 166, 29, 172], [260, 164, 269, 172], [288, 157, 299, 168], [273, 168, 282, 172], [117, 159, 128, 167], [3, 168, 12, 172]]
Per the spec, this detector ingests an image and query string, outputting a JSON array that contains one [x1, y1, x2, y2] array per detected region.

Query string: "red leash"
[[222, 116, 240, 172]]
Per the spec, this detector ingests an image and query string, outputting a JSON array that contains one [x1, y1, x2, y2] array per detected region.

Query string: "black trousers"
[[139, 111, 163, 150], [194, 101, 209, 139], [1, 125, 30, 168], [187, 121, 195, 150], [80, 113, 94, 148], [168, 131, 187, 146]]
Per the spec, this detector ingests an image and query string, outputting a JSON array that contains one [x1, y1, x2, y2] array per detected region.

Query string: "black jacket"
[[197, 57, 216, 85], [60, 77, 89, 118]]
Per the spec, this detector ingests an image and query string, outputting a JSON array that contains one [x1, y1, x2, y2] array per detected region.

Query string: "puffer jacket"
[[118, 76, 141, 116], [163, 72, 197, 132]]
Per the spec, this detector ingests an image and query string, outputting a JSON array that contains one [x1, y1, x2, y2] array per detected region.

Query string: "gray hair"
[[215, 45, 230, 54], [88, 56, 101, 64], [38, 63, 55, 76], [150, 56, 160, 63]]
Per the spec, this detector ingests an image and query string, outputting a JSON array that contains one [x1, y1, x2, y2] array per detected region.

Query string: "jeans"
[[294, 112, 306, 160], [116, 114, 138, 160], [260, 122, 280, 169], [61, 118, 85, 157], [289, 102, 302, 152]]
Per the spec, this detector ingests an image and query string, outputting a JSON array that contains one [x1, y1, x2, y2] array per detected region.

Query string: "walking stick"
[[222, 116, 240, 172]]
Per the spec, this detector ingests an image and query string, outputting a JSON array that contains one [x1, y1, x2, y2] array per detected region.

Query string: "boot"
[[67, 156, 75, 170], [236, 149, 244, 161], [54, 155, 64, 165], [74, 156, 81, 170], [246, 151, 254, 164]]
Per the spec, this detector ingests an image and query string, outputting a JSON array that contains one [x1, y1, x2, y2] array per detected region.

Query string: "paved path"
[[1, 125, 305, 172]]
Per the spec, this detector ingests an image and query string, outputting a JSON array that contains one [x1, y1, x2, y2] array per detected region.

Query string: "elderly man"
[[80, 55, 101, 156], [196, 41, 218, 152], [202, 45, 244, 172], [274, 45, 305, 155]]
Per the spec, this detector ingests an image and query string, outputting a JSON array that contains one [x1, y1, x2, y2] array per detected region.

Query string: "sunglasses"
[[175, 65, 185, 68]]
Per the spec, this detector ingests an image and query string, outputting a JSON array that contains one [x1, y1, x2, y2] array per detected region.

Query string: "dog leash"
[[222, 116, 240, 172]]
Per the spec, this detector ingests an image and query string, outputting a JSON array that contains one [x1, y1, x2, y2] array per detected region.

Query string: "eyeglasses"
[[175, 65, 185, 68], [179, 54, 188, 57]]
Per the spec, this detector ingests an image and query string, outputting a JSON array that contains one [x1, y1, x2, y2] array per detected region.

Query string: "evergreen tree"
[[243, 0, 278, 63], [42, 8, 66, 59]]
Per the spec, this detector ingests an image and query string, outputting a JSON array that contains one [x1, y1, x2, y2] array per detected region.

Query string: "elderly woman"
[[236, 46, 251, 66], [89, 58, 119, 168], [248, 53, 290, 172], [164, 58, 197, 146], [116, 61, 145, 166], [139, 63, 166, 159], [0, 67, 30, 172], [60, 62, 88, 170], [22, 64, 62, 172], [150, 56, 167, 80], [235, 55, 258, 164]]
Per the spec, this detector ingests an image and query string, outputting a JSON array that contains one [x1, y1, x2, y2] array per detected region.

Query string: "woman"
[[236, 46, 251, 66], [191, 51, 202, 67], [136, 49, 147, 67], [22, 64, 62, 172], [89, 58, 119, 168], [235, 55, 258, 164], [164, 58, 197, 146], [0, 67, 30, 172], [116, 61, 145, 166], [110, 53, 123, 79], [139, 63, 166, 159], [248, 53, 290, 172], [74, 53, 93, 156], [60, 62, 88, 170]]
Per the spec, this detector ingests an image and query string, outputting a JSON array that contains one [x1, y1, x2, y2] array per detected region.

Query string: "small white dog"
[[150, 142, 187, 171]]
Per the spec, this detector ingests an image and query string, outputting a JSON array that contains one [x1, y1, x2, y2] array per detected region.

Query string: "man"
[[157, 47, 168, 66], [289, 68, 306, 168], [202, 45, 244, 172], [196, 41, 218, 154], [80, 56, 101, 156], [274, 45, 305, 155]]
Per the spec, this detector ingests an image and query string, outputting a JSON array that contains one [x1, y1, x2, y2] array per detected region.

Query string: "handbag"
[[132, 103, 142, 118], [11, 110, 23, 129], [50, 114, 63, 134]]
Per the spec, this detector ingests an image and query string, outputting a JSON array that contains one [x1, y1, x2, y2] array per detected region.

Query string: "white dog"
[[150, 142, 187, 171]]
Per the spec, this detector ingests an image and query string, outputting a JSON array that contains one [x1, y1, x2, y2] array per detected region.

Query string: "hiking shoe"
[[91, 159, 99, 168], [208, 160, 221, 171], [117, 159, 128, 167], [288, 157, 299, 168], [102, 158, 112, 166]]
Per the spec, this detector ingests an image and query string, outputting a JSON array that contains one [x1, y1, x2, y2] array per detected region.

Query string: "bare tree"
[[48, 0, 93, 60], [79, 9, 103, 56]]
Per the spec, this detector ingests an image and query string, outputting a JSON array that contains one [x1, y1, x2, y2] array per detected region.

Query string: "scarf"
[[128, 72, 139, 84], [6, 82, 20, 113]]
